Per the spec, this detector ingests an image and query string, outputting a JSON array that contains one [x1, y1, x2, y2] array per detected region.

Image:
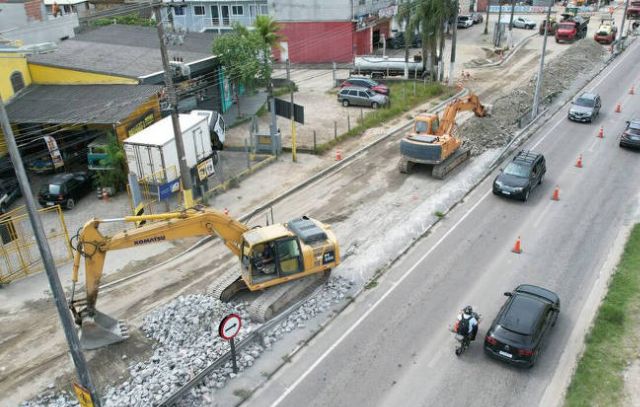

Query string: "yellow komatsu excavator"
[[398, 94, 487, 178], [69, 207, 340, 349]]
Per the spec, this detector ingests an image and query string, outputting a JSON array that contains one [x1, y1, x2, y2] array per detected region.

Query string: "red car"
[[340, 77, 389, 95]]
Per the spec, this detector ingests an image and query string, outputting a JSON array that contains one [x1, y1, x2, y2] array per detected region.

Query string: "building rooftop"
[[5, 84, 162, 124]]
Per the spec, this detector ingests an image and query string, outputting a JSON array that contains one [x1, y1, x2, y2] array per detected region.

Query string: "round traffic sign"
[[218, 313, 242, 340]]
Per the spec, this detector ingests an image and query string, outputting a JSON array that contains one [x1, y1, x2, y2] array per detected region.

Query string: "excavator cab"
[[413, 114, 439, 135]]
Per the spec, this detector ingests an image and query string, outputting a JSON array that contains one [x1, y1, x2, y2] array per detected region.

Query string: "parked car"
[[493, 150, 546, 202], [512, 16, 537, 29], [337, 86, 389, 109], [0, 178, 21, 213], [471, 12, 484, 24], [484, 284, 560, 367], [457, 15, 474, 28], [620, 119, 640, 149], [568, 92, 601, 123], [387, 32, 422, 49], [38, 172, 93, 210], [340, 77, 389, 95]]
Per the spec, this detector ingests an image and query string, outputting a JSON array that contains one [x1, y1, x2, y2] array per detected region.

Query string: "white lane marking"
[[268, 189, 493, 407], [587, 137, 598, 153]]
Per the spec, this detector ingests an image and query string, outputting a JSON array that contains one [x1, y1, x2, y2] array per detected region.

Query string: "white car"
[[457, 15, 474, 28], [512, 17, 536, 29]]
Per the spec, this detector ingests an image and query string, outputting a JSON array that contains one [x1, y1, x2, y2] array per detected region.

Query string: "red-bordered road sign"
[[218, 313, 242, 340]]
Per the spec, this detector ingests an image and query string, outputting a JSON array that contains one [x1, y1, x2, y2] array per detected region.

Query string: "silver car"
[[337, 86, 389, 109]]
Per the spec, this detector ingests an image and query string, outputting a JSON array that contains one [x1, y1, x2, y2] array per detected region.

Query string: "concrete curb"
[[467, 31, 538, 69]]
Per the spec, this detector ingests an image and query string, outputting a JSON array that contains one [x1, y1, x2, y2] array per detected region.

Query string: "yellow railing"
[[0, 205, 72, 285]]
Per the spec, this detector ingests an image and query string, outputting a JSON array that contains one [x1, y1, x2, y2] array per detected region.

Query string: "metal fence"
[[0, 205, 72, 285]]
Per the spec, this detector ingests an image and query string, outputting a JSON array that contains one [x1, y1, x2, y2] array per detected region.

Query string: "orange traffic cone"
[[336, 149, 342, 161], [598, 126, 604, 138], [575, 154, 583, 168], [551, 186, 560, 201], [630, 86, 635, 95], [224, 208, 229, 216], [615, 102, 622, 113], [512, 236, 522, 254]]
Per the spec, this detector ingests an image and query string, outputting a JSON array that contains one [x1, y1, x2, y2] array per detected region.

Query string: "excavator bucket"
[[80, 310, 129, 350]]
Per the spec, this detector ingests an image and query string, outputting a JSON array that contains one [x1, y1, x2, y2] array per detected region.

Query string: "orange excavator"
[[398, 94, 487, 178]]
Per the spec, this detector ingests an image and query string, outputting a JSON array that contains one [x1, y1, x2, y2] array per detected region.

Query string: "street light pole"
[[154, 4, 194, 208], [449, 0, 459, 86], [531, 0, 553, 120], [496, 1, 503, 47], [618, 0, 631, 51], [484, 0, 491, 34], [0, 97, 101, 406], [508, 0, 516, 48]]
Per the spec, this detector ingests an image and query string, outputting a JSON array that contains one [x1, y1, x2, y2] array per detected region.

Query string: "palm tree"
[[395, 0, 413, 63], [254, 15, 283, 49], [409, 0, 449, 80]]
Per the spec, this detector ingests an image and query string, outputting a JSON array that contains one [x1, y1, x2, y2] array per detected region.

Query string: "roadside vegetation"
[[91, 14, 155, 27], [564, 224, 640, 407], [315, 81, 453, 154]]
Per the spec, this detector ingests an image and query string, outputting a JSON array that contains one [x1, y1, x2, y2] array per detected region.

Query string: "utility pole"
[[619, 0, 631, 52], [0, 97, 101, 406], [449, 0, 459, 86], [286, 59, 296, 162], [496, 1, 504, 47], [508, 0, 516, 48], [154, 4, 194, 208], [531, 0, 553, 120], [484, 0, 491, 34]]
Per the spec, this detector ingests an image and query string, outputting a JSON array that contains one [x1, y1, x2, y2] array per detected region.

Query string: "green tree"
[[96, 135, 127, 192], [212, 23, 268, 114]]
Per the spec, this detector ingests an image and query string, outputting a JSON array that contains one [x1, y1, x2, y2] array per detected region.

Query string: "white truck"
[[123, 111, 220, 184]]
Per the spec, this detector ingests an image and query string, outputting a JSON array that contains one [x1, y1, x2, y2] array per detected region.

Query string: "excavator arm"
[[436, 94, 486, 137], [69, 207, 249, 348]]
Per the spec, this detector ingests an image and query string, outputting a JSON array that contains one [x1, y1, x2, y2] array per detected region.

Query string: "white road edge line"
[[268, 188, 492, 407], [269, 38, 639, 407]]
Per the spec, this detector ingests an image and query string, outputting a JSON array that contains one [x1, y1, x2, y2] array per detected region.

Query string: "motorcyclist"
[[457, 305, 478, 340]]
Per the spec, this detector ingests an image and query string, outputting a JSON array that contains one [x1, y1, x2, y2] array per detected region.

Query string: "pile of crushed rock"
[[21, 277, 353, 407], [462, 39, 608, 156]]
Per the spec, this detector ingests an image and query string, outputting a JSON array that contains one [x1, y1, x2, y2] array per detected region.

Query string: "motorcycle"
[[451, 311, 481, 356]]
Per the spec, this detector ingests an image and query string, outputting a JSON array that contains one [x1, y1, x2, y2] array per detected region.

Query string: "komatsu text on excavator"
[[69, 207, 340, 349], [398, 94, 487, 178]]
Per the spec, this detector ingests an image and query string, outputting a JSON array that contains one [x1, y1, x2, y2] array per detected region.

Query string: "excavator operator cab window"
[[275, 238, 302, 276], [251, 243, 277, 280], [431, 117, 440, 134], [415, 120, 429, 134]]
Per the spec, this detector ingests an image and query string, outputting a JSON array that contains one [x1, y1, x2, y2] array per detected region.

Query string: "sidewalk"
[[222, 90, 268, 129]]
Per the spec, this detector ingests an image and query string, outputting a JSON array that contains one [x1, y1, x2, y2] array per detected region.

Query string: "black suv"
[[0, 178, 22, 213], [620, 119, 640, 149], [38, 172, 93, 210], [568, 92, 601, 123], [484, 284, 560, 367], [493, 151, 546, 201]]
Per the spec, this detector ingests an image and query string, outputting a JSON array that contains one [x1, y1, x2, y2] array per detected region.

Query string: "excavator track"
[[246, 271, 331, 322], [432, 146, 471, 179], [207, 268, 248, 302], [398, 157, 415, 174]]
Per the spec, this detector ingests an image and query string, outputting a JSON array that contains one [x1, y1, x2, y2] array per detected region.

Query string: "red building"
[[270, 0, 395, 64]]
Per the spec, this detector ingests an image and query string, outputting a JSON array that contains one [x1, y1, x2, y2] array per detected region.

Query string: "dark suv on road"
[[484, 284, 560, 367], [620, 119, 640, 149], [568, 92, 601, 123], [38, 172, 93, 210], [493, 151, 546, 202]]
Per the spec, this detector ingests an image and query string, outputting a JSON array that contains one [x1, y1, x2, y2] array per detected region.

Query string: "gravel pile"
[[22, 277, 354, 407], [461, 39, 609, 156]]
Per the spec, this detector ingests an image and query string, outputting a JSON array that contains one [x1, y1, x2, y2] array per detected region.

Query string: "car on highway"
[[37, 172, 93, 210], [620, 119, 640, 149], [484, 284, 560, 367], [340, 77, 389, 95], [457, 15, 474, 28], [568, 92, 601, 123], [512, 16, 537, 29], [337, 86, 389, 109], [471, 12, 484, 24], [493, 150, 546, 202]]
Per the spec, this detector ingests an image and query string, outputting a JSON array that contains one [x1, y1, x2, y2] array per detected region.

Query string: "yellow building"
[[0, 51, 32, 102]]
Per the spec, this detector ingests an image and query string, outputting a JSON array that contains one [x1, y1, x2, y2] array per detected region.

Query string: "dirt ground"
[[1, 12, 624, 406]]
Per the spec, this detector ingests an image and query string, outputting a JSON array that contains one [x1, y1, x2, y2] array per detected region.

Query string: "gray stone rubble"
[[21, 277, 353, 407]]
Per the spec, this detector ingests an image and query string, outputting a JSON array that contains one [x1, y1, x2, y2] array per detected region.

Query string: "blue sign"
[[158, 179, 181, 200]]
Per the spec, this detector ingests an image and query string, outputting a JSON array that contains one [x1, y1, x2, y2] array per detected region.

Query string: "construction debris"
[[461, 39, 608, 156]]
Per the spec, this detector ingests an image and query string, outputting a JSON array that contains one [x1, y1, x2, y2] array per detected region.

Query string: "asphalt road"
[[245, 39, 640, 407]]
